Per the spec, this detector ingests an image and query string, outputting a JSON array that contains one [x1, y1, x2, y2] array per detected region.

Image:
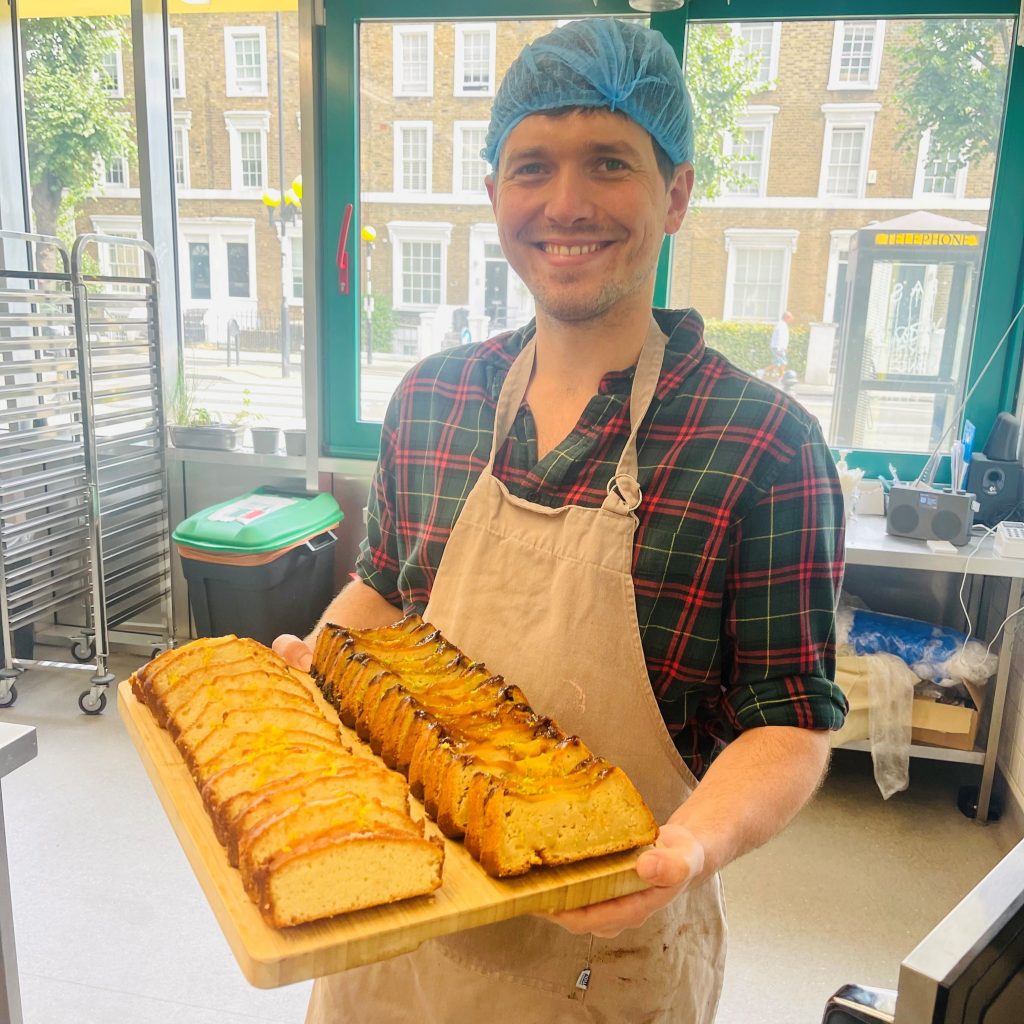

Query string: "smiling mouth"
[[537, 241, 612, 257]]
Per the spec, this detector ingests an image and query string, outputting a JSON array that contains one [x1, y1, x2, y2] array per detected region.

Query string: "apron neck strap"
[[488, 319, 669, 512]]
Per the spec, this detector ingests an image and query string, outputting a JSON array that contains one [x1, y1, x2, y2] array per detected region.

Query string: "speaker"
[[886, 485, 976, 545], [965, 453, 1023, 527]]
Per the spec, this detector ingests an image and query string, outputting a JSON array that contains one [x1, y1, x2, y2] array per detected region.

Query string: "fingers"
[[636, 823, 705, 887], [272, 633, 314, 671], [540, 885, 677, 939]]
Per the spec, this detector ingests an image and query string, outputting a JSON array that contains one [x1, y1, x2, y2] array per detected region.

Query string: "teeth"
[[543, 242, 603, 256]]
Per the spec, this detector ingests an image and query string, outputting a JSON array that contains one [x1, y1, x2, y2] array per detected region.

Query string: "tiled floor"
[[2, 648, 1019, 1024]]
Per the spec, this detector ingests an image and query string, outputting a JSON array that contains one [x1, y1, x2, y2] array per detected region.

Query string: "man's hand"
[[273, 633, 314, 672], [543, 823, 704, 939]]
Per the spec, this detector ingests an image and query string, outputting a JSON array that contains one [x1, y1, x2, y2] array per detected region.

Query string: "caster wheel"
[[72, 640, 96, 663], [78, 689, 107, 715], [957, 784, 1003, 822], [0, 685, 17, 709]]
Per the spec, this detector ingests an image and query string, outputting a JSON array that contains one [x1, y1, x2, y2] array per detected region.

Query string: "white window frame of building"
[[100, 33, 124, 97], [173, 110, 192, 189], [224, 111, 270, 193], [168, 27, 186, 98], [287, 227, 304, 304], [392, 25, 434, 98], [818, 103, 880, 199], [387, 221, 453, 311], [723, 229, 799, 322], [454, 23, 496, 97], [730, 22, 781, 90], [88, 216, 143, 291], [722, 106, 778, 198], [823, 229, 855, 323], [828, 21, 885, 90], [102, 153, 130, 189], [453, 121, 490, 196], [913, 130, 969, 201], [393, 121, 433, 195], [224, 26, 268, 98]]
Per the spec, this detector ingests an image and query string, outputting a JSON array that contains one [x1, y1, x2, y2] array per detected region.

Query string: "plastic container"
[[172, 486, 342, 646]]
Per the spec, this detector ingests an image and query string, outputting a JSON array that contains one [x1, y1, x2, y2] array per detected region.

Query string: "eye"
[[512, 162, 546, 176]]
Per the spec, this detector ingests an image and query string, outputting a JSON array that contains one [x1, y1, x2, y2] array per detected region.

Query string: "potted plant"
[[167, 376, 254, 451]]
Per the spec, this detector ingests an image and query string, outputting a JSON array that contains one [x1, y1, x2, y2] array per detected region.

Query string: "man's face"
[[486, 109, 693, 326]]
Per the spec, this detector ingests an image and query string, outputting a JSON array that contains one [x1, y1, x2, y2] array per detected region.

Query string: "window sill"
[[165, 444, 374, 478]]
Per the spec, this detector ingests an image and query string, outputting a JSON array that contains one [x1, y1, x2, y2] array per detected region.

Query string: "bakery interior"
[[2, 1, 1024, 1022]]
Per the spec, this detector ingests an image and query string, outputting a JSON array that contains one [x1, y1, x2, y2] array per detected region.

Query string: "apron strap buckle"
[[605, 473, 642, 512]]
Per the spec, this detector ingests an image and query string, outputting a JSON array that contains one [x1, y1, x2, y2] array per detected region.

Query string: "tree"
[[21, 18, 135, 254], [685, 24, 768, 203], [892, 19, 1010, 168]]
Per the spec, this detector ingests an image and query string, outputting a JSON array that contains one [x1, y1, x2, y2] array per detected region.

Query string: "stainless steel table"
[[0, 723, 36, 1024], [844, 515, 1024, 823]]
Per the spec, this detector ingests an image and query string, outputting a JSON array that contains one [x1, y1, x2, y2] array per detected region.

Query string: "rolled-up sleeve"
[[722, 422, 849, 733]]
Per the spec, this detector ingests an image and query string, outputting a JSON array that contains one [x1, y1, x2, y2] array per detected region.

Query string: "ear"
[[664, 162, 694, 236], [485, 173, 497, 214]]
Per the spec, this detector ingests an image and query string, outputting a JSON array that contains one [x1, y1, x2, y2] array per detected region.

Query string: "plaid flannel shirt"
[[356, 308, 848, 777]]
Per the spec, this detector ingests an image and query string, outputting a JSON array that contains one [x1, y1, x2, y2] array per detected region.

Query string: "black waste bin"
[[172, 487, 342, 647]]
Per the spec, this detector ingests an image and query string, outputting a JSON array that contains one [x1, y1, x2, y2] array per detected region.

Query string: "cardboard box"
[[832, 655, 984, 753]]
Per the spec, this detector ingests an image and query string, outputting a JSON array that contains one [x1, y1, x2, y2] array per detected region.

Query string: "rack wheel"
[[71, 639, 96, 663], [957, 784, 1003, 823], [0, 684, 17, 709], [78, 688, 107, 715]]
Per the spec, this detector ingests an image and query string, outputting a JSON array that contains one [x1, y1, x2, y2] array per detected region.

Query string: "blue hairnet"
[[483, 19, 694, 169]]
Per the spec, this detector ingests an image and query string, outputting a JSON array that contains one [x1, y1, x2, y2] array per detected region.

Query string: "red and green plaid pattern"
[[356, 309, 847, 777]]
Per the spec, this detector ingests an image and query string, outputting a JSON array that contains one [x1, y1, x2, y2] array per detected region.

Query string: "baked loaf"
[[311, 616, 659, 877], [130, 635, 444, 927]]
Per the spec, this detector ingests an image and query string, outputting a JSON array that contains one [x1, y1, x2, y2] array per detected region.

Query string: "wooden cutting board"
[[118, 679, 652, 989]]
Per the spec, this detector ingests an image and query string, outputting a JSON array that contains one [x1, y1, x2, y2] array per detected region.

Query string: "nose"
[[542, 166, 596, 226]]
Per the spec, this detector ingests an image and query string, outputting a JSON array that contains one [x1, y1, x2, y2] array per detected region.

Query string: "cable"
[[913, 299, 1024, 488]]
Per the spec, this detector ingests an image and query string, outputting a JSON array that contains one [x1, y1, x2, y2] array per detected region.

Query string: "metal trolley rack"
[[0, 230, 174, 714]]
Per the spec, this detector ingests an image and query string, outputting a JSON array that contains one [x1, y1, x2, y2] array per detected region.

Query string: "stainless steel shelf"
[[0, 230, 175, 713]]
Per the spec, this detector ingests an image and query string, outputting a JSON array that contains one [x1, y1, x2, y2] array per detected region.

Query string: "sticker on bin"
[[208, 494, 298, 524]]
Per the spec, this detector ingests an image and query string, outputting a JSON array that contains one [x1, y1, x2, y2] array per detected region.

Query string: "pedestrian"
[[275, 18, 846, 1024], [771, 309, 795, 372]]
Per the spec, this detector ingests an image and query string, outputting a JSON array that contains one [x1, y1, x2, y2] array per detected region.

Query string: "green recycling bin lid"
[[172, 486, 342, 554]]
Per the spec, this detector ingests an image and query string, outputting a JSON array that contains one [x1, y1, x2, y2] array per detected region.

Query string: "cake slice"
[[249, 829, 444, 928]]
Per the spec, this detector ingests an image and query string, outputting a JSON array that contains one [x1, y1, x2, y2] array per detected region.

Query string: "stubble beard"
[[529, 262, 655, 326]]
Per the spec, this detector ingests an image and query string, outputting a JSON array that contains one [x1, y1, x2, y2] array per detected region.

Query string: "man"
[[771, 309, 795, 370], [275, 19, 846, 1024]]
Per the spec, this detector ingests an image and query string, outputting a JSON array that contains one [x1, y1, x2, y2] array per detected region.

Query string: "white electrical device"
[[994, 521, 1024, 558]]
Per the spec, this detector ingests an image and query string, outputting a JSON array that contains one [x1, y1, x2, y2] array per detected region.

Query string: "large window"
[[169, 8, 304, 434], [671, 15, 1011, 455]]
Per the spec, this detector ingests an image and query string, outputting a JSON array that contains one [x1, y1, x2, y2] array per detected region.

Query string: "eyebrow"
[[503, 139, 647, 166]]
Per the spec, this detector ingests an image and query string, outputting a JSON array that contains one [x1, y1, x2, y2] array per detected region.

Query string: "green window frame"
[[319, 0, 1024, 481]]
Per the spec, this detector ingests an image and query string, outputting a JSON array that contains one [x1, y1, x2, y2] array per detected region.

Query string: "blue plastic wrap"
[[837, 607, 995, 685]]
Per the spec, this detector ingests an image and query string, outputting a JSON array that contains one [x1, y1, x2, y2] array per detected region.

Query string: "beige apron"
[[308, 319, 727, 1024]]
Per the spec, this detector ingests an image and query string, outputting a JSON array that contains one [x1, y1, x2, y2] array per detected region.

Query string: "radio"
[[885, 485, 977, 546]]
